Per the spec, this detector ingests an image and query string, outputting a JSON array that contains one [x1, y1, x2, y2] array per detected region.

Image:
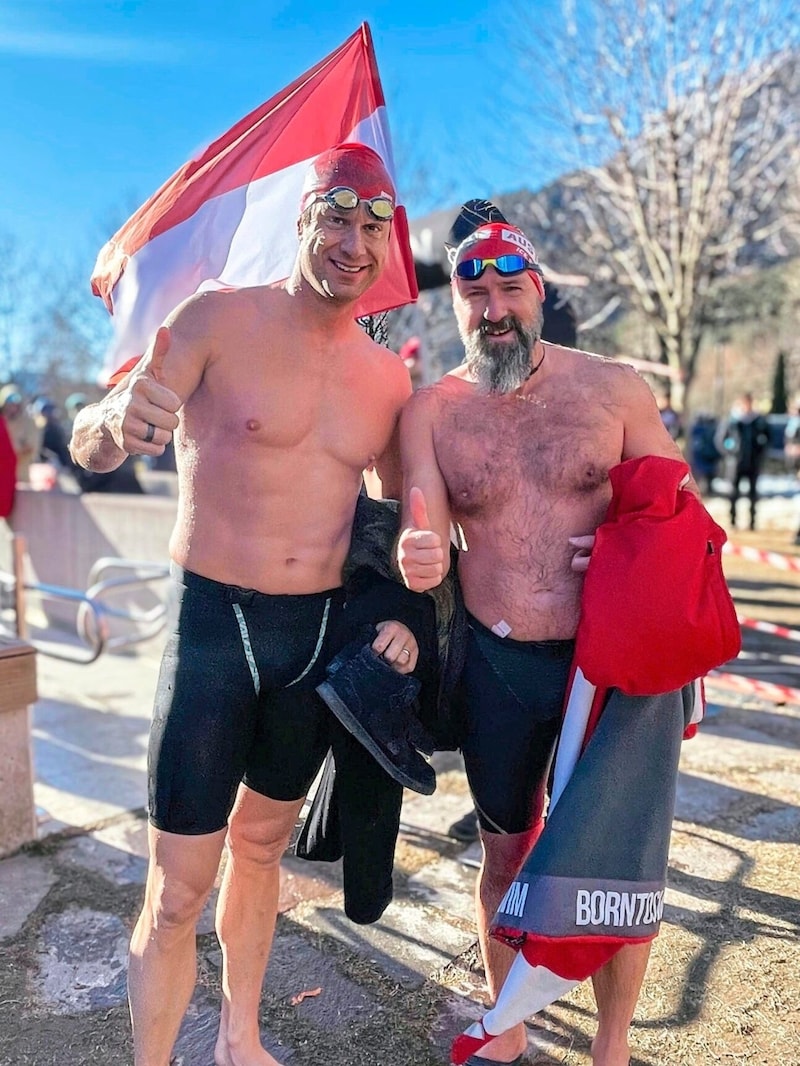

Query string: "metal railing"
[[0, 537, 170, 664]]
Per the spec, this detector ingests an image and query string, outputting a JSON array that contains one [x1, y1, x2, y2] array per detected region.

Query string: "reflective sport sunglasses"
[[314, 185, 395, 221], [454, 254, 534, 280]]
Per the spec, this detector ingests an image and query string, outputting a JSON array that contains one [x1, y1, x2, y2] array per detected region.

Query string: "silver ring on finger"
[[143, 422, 156, 444], [401, 647, 411, 659]]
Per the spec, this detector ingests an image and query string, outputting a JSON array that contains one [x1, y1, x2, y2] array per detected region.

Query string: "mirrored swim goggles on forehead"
[[454, 254, 537, 280], [313, 185, 395, 221]]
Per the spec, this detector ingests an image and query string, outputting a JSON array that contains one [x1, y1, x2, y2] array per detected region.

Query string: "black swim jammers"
[[148, 565, 345, 835], [460, 614, 575, 835]]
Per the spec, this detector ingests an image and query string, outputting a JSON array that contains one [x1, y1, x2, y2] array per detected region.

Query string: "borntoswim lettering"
[[498, 880, 529, 919], [575, 889, 664, 927]]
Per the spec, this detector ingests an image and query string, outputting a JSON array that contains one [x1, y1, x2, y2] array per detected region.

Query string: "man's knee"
[[227, 822, 292, 869], [141, 826, 226, 934], [226, 795, 301, 869], [143, 870, 214, 935]]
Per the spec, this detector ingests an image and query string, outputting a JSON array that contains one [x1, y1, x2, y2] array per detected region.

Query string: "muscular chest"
[[186, 366, 395, 468], [435, 394, 620, 515]]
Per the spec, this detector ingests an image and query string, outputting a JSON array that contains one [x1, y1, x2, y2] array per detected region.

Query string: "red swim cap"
[[300, 143, 396, 213], [452, 222, 545, 300]]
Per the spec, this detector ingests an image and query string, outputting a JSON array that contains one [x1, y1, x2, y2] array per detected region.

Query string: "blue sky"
[[0, 0, 566, 279]]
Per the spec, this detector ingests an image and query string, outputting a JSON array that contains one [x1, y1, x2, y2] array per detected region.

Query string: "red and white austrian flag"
[[92, 23, 418, 384]]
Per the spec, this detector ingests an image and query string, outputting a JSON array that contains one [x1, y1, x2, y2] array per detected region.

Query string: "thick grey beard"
[[462, 316, 542, 394]]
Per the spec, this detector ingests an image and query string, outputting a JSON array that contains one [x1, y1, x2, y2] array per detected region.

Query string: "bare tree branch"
[[503, 0, 800, 408]]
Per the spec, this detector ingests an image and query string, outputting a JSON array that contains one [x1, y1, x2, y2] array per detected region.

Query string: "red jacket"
[[574, 454, 740, 695], [0, 416, 16, 517]]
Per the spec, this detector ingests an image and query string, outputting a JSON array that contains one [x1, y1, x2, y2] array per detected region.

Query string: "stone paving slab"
[[263, 930, 382, 1031], [33, 906, 129, 1014], [406, 855, 480, 922], [0, 852, 57, 939], [401, 777, 473, 840], [677, 768, 800, 834], [278, 853, 343, 914], [295, 896, 476, 991], [738, 804, 800, 841], [56, 822, 149, 887]]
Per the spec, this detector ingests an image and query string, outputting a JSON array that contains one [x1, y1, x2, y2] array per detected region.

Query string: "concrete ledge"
[[6, 486, 176, 586], [3, 488, 177, 634], [0, 638, 37, 855], [0, 637, 37, 712]]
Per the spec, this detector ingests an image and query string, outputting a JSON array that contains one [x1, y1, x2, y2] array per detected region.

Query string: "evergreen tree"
[[771, 350, 789, 413]]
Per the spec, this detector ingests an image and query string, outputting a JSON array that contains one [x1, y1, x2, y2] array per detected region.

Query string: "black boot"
[[447, 808, 479, 843], [317, 632, 436, 795]]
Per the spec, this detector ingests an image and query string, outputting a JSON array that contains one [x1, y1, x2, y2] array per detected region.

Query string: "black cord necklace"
[[527, 340, 546, 378]]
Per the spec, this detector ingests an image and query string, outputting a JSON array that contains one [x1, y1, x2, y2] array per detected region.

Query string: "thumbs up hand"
[[409, 484, 432, 531], [147, 325, 172, 384], [397, 486, 445, 591], [108, 325, 181, 455]]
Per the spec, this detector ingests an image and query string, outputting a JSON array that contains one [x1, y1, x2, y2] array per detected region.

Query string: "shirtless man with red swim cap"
[[70, 143, 417, 1066], [397, 220, 696, 1066]]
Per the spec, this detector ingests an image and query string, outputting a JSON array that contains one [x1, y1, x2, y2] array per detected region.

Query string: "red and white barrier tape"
[[723, 542, 800, 574], [737, 615, 800, 644], [707, 543, 800, 703], [708, 670, 800, 705]]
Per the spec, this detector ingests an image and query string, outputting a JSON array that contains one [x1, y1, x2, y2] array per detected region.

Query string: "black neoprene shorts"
[[460, 615, 575, 835], [148, 565, 345, 835]]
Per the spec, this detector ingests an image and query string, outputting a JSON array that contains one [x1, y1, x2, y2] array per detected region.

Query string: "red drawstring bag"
[[574, 455, 741, 696]]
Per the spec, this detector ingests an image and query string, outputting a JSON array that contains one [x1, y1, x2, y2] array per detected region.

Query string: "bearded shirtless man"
[[70, 144, 419, 1066], [397, 221, 696, 1066]]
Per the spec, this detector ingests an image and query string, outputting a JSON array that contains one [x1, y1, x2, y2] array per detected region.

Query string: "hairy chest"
[[435, 394, 622, 516]]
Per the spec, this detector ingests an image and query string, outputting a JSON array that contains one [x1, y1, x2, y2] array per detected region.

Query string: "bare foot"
[[214, 996, 285, 1066], [214, 1034, 283, 1066], [591, 1032, 631, 1066]]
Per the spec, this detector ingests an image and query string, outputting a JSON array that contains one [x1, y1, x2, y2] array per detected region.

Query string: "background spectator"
[[657, 391, 682, 441], [785, 394, 800, 477], [0, 385, 42, 482], [689, 412, 721, 495], [35, 399, 72, 469], [0, 408, 16, 516], [716, 392, 770, 530]]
